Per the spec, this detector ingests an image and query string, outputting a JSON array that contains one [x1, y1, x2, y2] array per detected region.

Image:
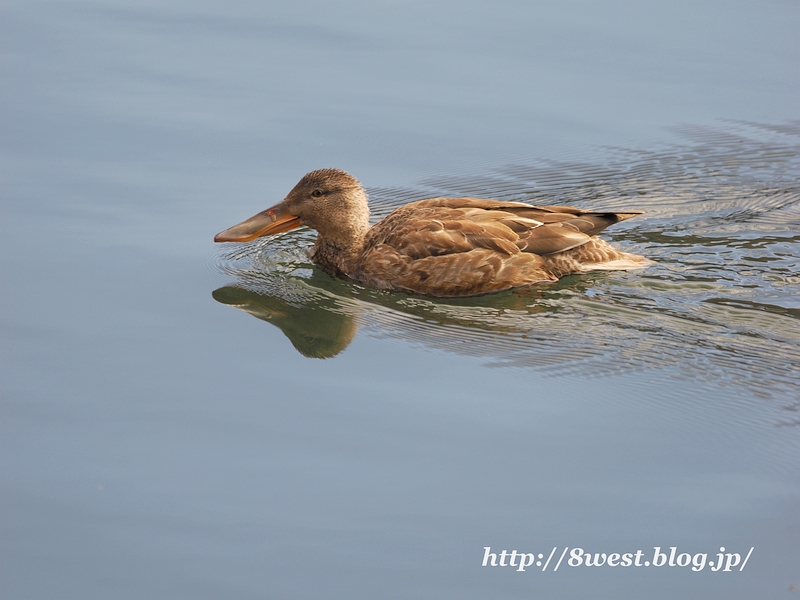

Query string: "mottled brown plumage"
[[215, 169, 650, 297]]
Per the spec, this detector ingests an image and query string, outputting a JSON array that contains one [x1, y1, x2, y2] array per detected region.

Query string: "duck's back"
[[352, 198, 645, 297]]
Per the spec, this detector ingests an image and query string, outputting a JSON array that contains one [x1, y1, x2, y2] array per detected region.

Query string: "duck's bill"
[[214, 202, 301, 242]]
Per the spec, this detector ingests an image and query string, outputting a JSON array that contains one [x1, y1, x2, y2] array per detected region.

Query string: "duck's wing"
[[366, 197, 642, 258], [355, 198, 643, 296]]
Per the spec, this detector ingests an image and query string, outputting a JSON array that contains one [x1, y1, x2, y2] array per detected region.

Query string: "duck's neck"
[[310, 230, 367, 276], [305, 186, 371, 276], [308, 218, 369, 275]]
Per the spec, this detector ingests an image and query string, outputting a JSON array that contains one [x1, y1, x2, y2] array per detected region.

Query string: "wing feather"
[[354, 197, 643, 295]]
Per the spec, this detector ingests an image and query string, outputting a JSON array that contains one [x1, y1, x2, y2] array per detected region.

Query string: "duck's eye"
[[311, 189, 323, 198]]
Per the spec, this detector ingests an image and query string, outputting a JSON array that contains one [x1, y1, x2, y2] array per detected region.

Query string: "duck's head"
[[214, 169, 370, 244]]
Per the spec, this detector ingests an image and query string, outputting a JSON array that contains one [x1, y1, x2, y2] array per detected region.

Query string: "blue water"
[[2, 1, 799, 598]]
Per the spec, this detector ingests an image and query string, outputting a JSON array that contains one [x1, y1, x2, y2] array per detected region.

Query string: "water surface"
[[2, 2, 799, 599]]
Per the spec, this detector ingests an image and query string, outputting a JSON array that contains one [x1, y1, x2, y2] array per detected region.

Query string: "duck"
[[214, 168, 649, 297]]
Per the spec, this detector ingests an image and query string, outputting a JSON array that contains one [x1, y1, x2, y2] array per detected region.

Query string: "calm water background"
[[2, 1, 799, 598]]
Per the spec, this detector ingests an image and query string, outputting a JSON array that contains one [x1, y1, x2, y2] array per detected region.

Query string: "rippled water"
[[215, 121, 800, 403], [4, 1, 800, 598]]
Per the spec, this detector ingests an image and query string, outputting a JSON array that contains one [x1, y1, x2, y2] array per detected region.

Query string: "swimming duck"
[[215, 169, 649, 297]]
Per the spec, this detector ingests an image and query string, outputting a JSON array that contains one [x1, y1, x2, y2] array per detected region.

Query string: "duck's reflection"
[[212, 284, 358, 359], [212, 267, 562, 360]]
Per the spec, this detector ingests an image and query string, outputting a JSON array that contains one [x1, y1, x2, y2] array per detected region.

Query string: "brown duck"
[[215, 169, 649, 297]]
